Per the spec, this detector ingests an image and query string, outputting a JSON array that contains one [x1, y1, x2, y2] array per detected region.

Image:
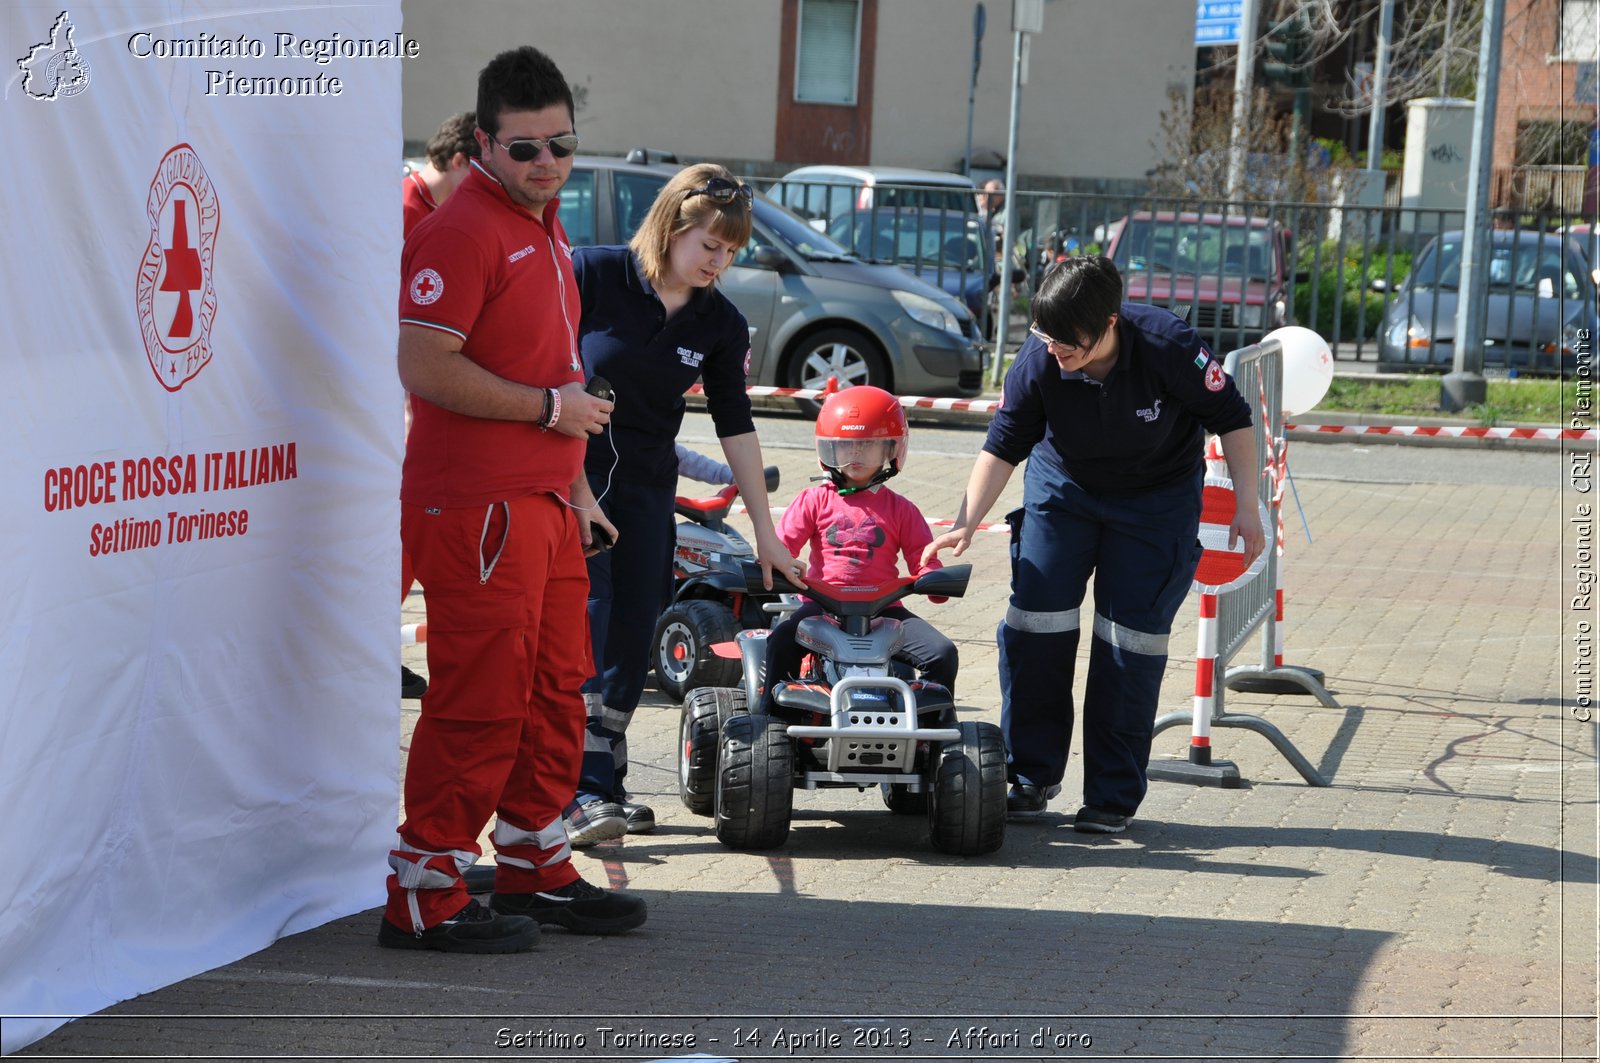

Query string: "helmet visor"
[[817, 436, 903, 471]]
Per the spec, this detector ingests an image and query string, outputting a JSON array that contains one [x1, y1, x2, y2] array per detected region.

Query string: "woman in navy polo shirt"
[[925, 256, 1265, 835], [563, 163, 802, 845]]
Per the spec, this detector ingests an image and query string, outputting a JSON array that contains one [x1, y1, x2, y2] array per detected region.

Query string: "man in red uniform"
[[402, 111, 478, 237], [383, 45, 646, 954]]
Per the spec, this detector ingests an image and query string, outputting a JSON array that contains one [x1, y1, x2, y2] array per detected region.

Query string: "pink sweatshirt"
[[778, 482, 941, 589]]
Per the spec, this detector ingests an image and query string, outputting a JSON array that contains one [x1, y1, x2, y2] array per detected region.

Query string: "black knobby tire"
[[881, 782, 929, 815], [678, 686, 747, 816], [714, 713, 794, 850], [654, 600, 742, 702], [928, 721, 1007, 856], [784, 327, 888, 415]]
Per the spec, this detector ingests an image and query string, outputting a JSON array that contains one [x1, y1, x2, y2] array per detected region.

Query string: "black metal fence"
[[764, 177, 1596, 377]]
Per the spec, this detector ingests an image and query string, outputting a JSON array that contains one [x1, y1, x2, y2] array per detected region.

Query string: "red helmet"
[[815, 386, 908, 489]]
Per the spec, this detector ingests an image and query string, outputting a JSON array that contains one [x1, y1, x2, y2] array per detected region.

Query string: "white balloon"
[[1267, 325, 1334, 417]]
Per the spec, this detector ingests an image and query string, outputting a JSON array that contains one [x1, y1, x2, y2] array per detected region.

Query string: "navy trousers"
[[999, 453, 1202, 816], [578, 475, 676, 802]]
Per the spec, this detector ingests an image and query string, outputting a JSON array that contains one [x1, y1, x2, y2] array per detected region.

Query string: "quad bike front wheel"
[[928, 721, 1007, 856], [678, 686, 747, 816], [715, 713, 793, 850], [653, 600, 741, 702]]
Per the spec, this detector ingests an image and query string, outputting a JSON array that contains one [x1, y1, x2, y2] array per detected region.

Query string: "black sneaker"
[[1006, 782, 1061, 815], [1074, 806, 1131, 834], [562, 798, 627, 848], [621, 800, 656, 834], [491, 877, 648, 935], [401, 666, 428, 700], [376, 898, 538, 953]]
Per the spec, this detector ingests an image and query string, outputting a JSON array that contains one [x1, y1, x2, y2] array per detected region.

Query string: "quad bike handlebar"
[[743, 561, 971, 621]]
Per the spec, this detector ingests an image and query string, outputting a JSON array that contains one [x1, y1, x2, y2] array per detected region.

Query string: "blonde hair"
[[629, 163, 754, 286]]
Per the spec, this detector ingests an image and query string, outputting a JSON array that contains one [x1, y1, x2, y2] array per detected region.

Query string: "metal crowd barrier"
[[1149, 336, 1339, 789]]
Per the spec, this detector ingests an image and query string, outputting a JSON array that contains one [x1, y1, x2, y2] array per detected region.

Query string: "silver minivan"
[[767, 164, 979, 229], [558, 156, 984, 398]]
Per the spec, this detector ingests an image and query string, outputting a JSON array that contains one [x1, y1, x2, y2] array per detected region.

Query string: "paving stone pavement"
[[16, 427, 1596, 1063]]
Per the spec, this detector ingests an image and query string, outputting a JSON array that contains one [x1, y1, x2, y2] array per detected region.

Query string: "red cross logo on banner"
[[136, 144, 220, 392]]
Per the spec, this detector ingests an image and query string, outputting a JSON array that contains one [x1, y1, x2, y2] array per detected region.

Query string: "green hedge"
[[1292, 244, 1413, 341]]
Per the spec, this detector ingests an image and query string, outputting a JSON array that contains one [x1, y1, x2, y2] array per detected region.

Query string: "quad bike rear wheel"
[[654, 599, 741, 702]]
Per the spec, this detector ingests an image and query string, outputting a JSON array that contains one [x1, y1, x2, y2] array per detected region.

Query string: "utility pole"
[[963, 3, 986, 177], [1442, 0, 1506, 412], [1226, 0, 1261, 203], [990, 0, 1041, 386], [1366, 0, 1394, 170]]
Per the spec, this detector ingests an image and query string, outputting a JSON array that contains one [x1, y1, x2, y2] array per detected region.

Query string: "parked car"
[[557, 155, 984, 398], [1374, 229, 1596, 375], [824, 206, 996, 333], [1105, 211, 1298, 352], [766, 165, 977, 229]]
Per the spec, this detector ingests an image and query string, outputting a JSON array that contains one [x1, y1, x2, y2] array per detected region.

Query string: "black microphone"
[[586, 376, 614, 402]]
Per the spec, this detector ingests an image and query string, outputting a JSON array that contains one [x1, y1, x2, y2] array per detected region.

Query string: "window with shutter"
[[796, 0, 861, 104]]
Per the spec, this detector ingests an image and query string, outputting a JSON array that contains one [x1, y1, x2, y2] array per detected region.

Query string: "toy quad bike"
[[677, 562, 1006, 857], [652, 465, 789, 701]]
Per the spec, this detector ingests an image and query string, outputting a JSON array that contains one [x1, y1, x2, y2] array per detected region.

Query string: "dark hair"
[[425, 112, 479, 169], [475, 47, 574, 138], [1032, 255, 1123, 348]]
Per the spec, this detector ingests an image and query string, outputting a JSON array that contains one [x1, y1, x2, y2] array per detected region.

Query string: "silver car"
[[1374, 229, 1596, 376], [557, 155, 985, 398]]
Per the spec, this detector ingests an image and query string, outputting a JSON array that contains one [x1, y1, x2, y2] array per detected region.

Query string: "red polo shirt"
[[399, 162, 585, 507], [401, 171, 437, 237]]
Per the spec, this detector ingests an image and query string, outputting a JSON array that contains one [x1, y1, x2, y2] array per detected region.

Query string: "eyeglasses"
[[684, 177, 754, 206], [490, 133, 580, 162], [1029, 324, 1087, 355]]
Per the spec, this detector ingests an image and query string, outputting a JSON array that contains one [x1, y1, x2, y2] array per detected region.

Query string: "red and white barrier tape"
[[1282, 423, 1593, 441], [692, 383, 1593, 440]]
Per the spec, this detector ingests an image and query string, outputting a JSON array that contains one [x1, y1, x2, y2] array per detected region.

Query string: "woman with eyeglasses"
[[924, 255, 1265, 835], [562, 163, 802, 846]]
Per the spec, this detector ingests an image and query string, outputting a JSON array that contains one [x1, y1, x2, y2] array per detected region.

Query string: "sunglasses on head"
[[684, 177, 753, 206], [491, 133, 580, 162]]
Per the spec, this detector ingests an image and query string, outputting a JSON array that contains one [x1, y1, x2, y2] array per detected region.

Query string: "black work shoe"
[[491, 877, 648, 935], [376, 898, 538, 953], [622, 801, 656, 834], [1074, 806, 1132, 834], [401, 666, 428, 700], [1006, 782, 1061, 815]]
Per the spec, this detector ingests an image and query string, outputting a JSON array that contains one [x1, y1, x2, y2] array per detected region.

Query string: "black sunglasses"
[[491, 133, 580, 162], [684, 177, 753, 206]]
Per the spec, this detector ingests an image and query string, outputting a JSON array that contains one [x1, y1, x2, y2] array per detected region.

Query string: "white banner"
[[0, 3, 404, 1051]]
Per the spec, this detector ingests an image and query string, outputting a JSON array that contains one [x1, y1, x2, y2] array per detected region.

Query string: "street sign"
[[1196, 0, 1242, 45]]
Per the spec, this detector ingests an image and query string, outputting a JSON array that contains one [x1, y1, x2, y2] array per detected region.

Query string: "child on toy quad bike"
[[759, 385, 958, 711]]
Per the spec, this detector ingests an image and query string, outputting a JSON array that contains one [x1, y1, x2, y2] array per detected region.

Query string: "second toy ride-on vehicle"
[[652, 465, 786, 702], [677, 562, 1007, 857]]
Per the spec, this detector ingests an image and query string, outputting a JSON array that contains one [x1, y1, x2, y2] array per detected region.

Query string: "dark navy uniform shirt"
[[573, 246, 756, 487], [984, 302, 1252, 496]]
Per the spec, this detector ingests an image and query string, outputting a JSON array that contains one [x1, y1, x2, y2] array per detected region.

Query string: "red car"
[[1105, 211, 1298, 351]]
